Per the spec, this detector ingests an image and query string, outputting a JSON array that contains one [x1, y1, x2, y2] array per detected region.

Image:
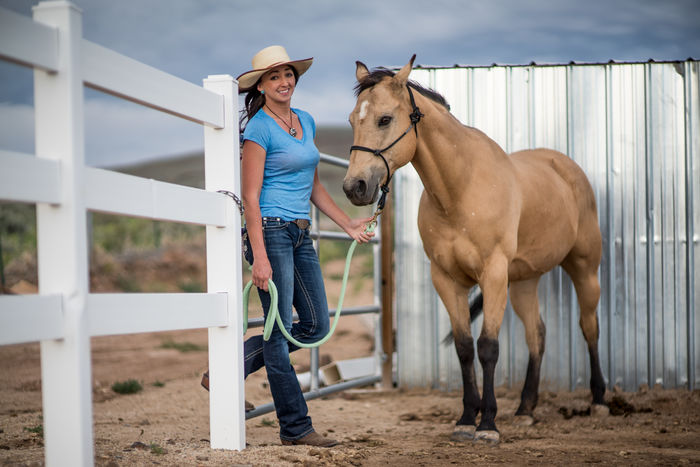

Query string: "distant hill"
[[112, 125, 353, 191], [314, 126, 354, 160]]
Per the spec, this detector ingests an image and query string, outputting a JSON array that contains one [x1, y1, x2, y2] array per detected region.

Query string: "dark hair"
[[240, 66, 300, 130]]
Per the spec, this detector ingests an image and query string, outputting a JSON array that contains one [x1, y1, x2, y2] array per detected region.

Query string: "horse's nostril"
[[343, 179, 367, 200], [355, 180, 367, 197]]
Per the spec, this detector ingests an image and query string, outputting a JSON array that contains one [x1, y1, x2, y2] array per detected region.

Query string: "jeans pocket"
[[262, 218, 289, 231]]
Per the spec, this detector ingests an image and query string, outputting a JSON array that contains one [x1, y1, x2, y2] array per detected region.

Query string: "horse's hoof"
[[450, 425, 476, 442], [591, 404, 610, 418], [474, 430, 500, 444], [513, 415, 535, 426]]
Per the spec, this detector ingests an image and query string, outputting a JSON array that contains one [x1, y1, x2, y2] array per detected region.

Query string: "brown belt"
[[292, 219, 310, 230]]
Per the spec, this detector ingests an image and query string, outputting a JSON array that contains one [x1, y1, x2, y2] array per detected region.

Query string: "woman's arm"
[[241, 139, 272, 291], [310, 168, 375, 244]]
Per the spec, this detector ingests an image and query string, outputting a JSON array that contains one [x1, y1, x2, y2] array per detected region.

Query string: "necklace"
[[265, 105, 297, 137]]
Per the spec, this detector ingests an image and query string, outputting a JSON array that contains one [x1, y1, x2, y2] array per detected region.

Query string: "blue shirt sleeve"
[[243, 113, 270, 150]]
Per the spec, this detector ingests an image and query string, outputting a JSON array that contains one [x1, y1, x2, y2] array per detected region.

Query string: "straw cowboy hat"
[[236, 45, 313, 92]]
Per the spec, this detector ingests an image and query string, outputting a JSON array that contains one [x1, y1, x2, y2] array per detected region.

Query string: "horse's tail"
[[441, 289, 483, 346]]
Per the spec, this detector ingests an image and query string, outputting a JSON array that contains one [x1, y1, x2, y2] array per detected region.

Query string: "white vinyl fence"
[[0, 2, 246, 465]]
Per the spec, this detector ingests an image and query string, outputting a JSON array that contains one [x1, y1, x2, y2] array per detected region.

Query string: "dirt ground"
[[2, 252, 700, 466], [2, 319, 700, 467]]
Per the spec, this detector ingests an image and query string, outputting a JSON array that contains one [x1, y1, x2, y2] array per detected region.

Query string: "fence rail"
[[0, 150, 62, 204], [0, 6, 58, 71], [84, 167, 228, 226], [0, 295, 63, 345], [82, 39, 224, 127], [87, 293, 229, 337]]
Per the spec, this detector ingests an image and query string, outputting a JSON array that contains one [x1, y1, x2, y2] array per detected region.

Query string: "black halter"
[[350, 84, 423, 211]]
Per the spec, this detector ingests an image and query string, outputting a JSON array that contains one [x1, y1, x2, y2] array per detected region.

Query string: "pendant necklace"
[[265, 105, 297, 137]]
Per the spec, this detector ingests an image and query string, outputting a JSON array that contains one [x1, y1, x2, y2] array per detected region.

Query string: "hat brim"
[[236, 58, 313, 92]]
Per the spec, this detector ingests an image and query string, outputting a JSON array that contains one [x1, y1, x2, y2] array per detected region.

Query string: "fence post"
[[203, 74, 245, 450], [33, 1, 94, 465], [381, 195, 394, 388]]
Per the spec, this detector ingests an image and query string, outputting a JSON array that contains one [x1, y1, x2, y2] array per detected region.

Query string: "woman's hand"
[[345, 217, 376, 244], [252, 256, 273, 292]]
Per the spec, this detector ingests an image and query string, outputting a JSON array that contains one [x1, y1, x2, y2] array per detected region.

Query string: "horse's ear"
[[393, 54, 416, 86], [356, 61, 369, 82]]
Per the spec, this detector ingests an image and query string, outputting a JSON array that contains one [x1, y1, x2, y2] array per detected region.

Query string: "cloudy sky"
[[1, 0, 698, 167]]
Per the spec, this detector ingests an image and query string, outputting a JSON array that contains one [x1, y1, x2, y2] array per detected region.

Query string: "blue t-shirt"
[[243, 108, 320, 221]]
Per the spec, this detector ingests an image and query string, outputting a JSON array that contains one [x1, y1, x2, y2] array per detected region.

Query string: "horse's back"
[[511, 148, 598, 217]]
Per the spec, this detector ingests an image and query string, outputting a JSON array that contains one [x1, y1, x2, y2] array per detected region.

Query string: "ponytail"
[[241, 89, 265, 129]]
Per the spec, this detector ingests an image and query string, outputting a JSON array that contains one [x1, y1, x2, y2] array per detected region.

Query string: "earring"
[[261, 90, 265, 95]]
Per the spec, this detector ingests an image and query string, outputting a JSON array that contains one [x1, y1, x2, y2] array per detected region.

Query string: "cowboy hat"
[[236, 45, 313, 92]]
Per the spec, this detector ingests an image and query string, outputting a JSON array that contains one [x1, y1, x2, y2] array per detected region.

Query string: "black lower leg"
[[516, 321, 545, 416], [477, 336, 499, 432], [515, 354, 542, 416], [454, 335, 480, 426], [588, 345, 606, 405]]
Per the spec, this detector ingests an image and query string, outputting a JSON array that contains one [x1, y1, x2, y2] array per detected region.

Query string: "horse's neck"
[[410, 105, 475, 214], [409, 99, 510, 216]]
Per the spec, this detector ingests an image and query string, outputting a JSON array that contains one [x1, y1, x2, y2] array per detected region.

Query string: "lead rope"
[[220, 189, 382, 348], [243, 215, 379, 348]]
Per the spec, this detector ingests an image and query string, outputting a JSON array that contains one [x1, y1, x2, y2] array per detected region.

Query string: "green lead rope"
[[242, 220, 376, 349]]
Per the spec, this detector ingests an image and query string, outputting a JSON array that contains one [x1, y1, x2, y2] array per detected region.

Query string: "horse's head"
[[343, 55, 419, 206]]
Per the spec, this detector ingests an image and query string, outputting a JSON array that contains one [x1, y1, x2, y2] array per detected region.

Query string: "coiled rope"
[[242, 217, 378, 348]]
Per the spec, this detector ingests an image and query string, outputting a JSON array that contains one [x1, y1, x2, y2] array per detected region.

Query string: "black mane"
[[353, 67, 450, 111]]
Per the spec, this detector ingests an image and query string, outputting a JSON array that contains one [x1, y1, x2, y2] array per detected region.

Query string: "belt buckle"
[[294, 219, 310, 230]]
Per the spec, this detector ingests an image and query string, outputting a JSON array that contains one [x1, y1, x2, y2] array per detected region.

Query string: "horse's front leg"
[[429, 264, 480, 441], [475, 255, 509, 444]]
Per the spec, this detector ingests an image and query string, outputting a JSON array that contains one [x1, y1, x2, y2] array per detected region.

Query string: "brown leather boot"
[[281, 431, 339, 447], [200, 372, 255, 412]]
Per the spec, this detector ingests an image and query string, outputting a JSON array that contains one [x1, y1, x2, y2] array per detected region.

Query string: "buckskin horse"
[[343, 56, 609, 443]]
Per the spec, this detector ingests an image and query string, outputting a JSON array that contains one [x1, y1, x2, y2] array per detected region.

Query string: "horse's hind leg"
[[509, 277, 545, 426], [430, 264, 480, 441], [562, 254, 608, 415]]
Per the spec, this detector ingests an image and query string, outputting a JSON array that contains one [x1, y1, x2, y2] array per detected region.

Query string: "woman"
[[237, 45, 373, 447]]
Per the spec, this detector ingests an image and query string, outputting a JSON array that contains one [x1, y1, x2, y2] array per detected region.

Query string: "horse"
[[343, 56, 609, 444]]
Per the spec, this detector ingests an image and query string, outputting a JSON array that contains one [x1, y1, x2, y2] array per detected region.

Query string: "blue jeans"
[[242, 218, 330, 441]]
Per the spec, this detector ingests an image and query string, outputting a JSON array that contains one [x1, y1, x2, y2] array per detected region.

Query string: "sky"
[[1, 0, 699, 167]]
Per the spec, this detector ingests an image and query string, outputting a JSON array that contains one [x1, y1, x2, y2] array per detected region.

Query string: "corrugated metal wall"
[[395, 60, 699, 392]]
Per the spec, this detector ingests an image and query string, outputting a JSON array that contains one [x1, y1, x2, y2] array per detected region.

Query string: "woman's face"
[[257, 65, 296, 105]]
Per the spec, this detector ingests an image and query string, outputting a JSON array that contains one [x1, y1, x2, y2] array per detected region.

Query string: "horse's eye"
[[378, 115, 392, 127]]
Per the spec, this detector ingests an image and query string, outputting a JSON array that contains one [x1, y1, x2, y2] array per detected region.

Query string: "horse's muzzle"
[[343, 177, 378, 206]]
